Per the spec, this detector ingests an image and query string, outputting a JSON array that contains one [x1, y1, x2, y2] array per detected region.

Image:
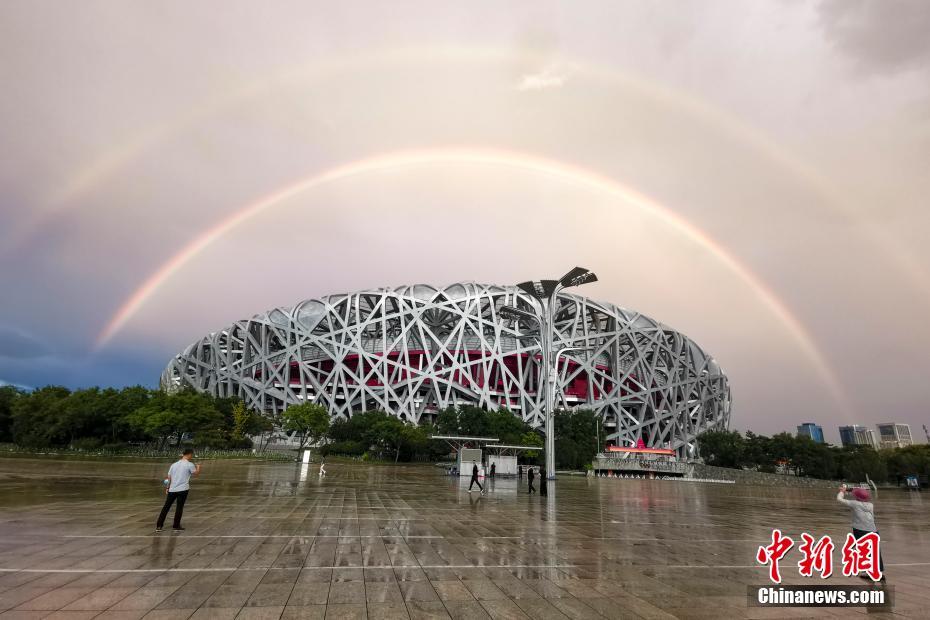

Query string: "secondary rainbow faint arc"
[[95, 146, 849, 410]]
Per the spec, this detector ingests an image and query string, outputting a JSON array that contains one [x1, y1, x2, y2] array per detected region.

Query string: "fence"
[[0, 443, 294, 461]]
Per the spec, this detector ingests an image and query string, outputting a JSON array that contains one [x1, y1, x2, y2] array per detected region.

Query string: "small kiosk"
[[485, 444, 543, 476], [430, 435, 499, 476]]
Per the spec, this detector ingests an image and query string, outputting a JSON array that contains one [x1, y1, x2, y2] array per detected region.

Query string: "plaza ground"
[[0, 458, 928, 619]]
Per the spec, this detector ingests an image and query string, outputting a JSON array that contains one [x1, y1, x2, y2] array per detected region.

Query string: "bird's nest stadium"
[[161, 283, 730, 457]]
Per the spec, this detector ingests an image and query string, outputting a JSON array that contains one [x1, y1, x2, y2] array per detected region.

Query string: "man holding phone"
[[156, 448, 201, 532]]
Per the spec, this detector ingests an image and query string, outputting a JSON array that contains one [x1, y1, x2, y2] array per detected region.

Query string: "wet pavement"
[[0, 458, 928, 619]]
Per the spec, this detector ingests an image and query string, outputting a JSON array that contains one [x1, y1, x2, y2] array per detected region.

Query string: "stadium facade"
[[161, 283, 730, 457]]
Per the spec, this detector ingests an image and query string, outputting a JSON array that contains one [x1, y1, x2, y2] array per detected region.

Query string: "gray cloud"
[[0, 326, 50, 359], [818, 0, 930, 74]]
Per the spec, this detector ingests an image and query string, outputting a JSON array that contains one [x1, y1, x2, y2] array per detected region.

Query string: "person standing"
[[540, 467, 548, 496], [518, 464, 523, 478], [490, 462, 496, 479], [837, 480, 884, 581], [468, 460, 485, 494], [527, 466, 536, 493], [156, 449, 201, 532]]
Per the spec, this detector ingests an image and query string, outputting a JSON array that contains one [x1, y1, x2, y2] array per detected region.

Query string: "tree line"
[[0, 385, 603, 468], [697, 429, 930, 483], [0, 385, 271, 450]]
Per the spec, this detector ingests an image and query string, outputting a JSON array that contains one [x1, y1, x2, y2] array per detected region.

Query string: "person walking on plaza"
[[540, 467, 548, 496], [527, 466, 536, 493], [837, 478, 884, 581], [319, 459, 326, 477], [490, 462, 496, 479], [468, 460, 485, 494], [156, 449, 201, 532], [518, 464, 523, 478]]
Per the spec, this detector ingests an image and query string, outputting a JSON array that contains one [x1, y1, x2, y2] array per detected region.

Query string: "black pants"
[[528, 478, 535, 493], [469, 476, 483, 491], [852, 528, 885, 574], [157, 490, 189, 528]]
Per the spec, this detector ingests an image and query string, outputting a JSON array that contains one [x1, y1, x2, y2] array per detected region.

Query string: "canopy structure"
[[485, 444, 543, 456], [429, 435, 500, 451]]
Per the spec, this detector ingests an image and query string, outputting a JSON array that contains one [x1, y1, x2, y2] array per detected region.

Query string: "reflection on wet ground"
[[0, 458, 928, 618]]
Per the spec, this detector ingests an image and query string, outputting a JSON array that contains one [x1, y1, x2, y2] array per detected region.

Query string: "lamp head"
[[559, 266, 598, 289], [499, 305, 537, 322], [517, 280, 558, 300]]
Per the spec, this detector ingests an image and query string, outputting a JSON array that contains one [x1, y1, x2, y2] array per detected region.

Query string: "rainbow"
[[12, 46, 925, 303], [94, 146, 850, 412]]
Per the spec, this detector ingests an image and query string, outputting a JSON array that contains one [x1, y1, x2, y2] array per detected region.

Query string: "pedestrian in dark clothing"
[[527, 466, 536, 493], [540, 467, 548, 496], [490, 462, 496, 479], [518, 464, 523, 478], [156, 448, 201, 532], [468, 461, 485, 494]]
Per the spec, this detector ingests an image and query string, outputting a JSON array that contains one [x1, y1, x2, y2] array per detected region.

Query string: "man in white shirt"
[[156, 448, 201, 532]]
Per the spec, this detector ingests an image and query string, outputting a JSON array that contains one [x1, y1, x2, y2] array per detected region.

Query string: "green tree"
[[793, 437, 836, 479], [456, 406, 491, 436], [697, 430, 745, 468], [743, 431, 775, 472], [518, 431, 543, 462], [836, 446, 887, 483], [370, 415, 407, 461], [435, 407, 459, 435], [281, 402, 330, 451], [231, 401, 273, 448], [883, 445, 930, 482], [486, 408, 528, 444], [11, 385, 71, 447], [0, 385, 25, 442], [128, 391, 224, 449], [553, 408, 601, 470]]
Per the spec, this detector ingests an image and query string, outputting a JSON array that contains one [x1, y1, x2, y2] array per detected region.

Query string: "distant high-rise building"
[[838, 425, 878, 449], [797, 422, 825, 444], [876, 423, 913, 449]]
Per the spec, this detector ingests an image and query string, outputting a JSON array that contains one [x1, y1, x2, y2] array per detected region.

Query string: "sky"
[[1, 1, 929, 443]]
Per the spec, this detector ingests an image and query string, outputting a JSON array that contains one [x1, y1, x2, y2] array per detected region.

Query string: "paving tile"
[[190, 608, 241, 620], [235, 607, 285, 620], [403, 602, 450, 620], [479, 599, 531, 620], [280, 606, 326, 620], [245, 585, 296, 608], [321, 603, 366, 620], [326, 582, 366, 605], [43, 612, 100, 620], [141, 609, 196, 620], [109, 587, 180, 611], [61, 587, 139, 611], [441, 600, 490, 620], [365, 603, 409, 620], [0, 611, 52, 620], [3, 460, 929, 620], [364, 583, 403, 605]]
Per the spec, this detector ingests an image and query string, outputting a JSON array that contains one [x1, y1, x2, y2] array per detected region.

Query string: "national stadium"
[[161, 283, 731, 457]]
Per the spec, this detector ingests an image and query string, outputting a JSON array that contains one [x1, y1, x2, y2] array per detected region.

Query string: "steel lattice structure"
[[161, 283, 730, 457]]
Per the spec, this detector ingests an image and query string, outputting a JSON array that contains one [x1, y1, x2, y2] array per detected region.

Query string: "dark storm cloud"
[[818, 0, 930, 74], [0, 326, 49, 359]]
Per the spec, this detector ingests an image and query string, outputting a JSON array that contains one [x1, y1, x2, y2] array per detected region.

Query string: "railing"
[[593, 456, 689, 474], [0, 443, 294, 461]]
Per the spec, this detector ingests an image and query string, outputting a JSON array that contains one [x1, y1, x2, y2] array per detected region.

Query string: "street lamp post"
[[508, 267, 598, 480]]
